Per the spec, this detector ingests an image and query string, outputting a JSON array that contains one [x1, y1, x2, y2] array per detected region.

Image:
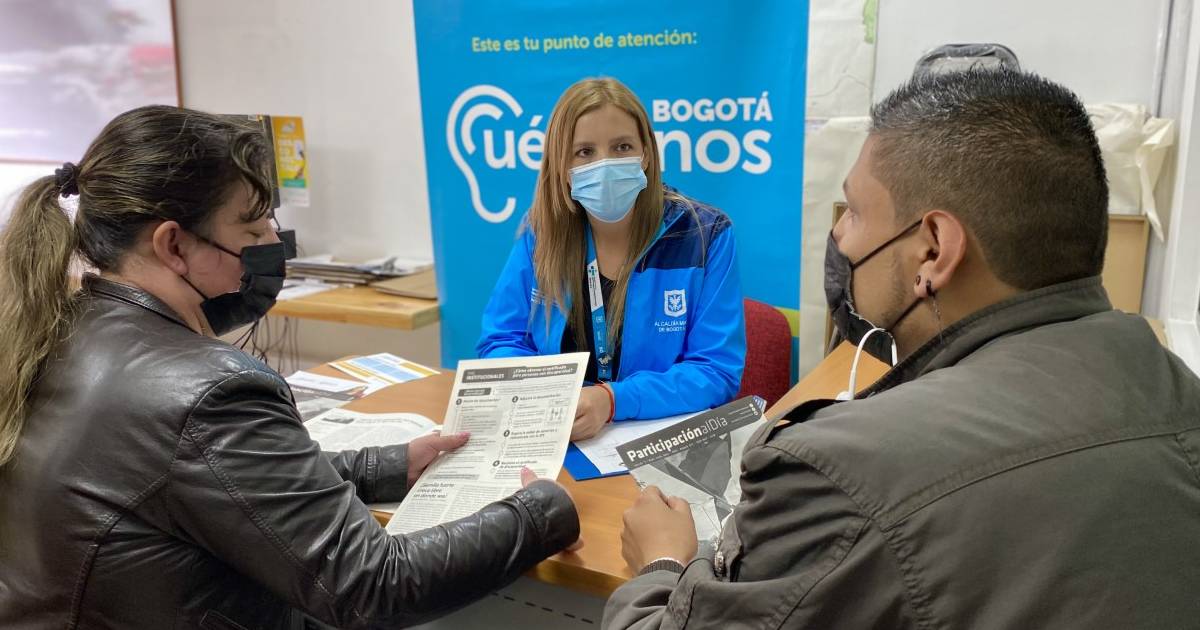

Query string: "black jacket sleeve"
[[324, 445, 411, 504], [168, 370, 580, 629]]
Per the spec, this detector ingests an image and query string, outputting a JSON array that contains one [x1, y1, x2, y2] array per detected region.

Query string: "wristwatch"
[[639, 557, 686, 576]]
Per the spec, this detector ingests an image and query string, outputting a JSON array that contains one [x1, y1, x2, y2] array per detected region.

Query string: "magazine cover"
[[619, 396, 766, 549]]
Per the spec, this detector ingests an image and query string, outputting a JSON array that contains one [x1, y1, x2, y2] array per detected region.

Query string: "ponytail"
[[0, 176, 79, 467]]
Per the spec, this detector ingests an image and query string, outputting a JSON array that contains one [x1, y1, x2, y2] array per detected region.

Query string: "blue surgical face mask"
[[569, 156, 647, 223]]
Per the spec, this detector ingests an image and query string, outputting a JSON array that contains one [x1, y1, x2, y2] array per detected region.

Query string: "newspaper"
[[385, 353, 589, 534], [304, 409, 437, 452], [619, 396, 766, 550], [304, 408, 439, 514]]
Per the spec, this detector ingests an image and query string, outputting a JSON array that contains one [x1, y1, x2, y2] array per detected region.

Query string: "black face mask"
[[824, 220, 922, 364], [182, 229, 296, 336]]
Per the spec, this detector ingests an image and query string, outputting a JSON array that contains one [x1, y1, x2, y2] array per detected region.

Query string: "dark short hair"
[[870, 68, 1108, 291]]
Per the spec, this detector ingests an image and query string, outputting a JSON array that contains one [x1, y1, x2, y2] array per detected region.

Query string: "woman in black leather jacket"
[[0, 105, 580, 629]]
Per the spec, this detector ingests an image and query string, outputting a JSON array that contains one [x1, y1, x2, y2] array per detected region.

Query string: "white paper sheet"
[[571, 413, 697, 477], [277, 279, 336, 301], [386, 353, 588, 534]]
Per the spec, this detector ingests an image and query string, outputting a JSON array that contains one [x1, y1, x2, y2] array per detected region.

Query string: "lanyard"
[[584, 224, 613, 382]]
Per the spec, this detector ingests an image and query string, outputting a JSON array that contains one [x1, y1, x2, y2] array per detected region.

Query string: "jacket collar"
[[660, 184, 688, 230], [82, 274, 193, 330], [638, 185, 689, 257], [862, 276, 1113, 396]]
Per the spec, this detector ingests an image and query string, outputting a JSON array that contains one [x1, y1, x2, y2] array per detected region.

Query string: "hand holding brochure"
[[618, 396, 766, 549], [386, 353, 588, 534]]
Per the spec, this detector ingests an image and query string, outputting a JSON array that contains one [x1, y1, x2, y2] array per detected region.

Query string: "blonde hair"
[[0, 177, 79, 468], [529, 77, 688, 353]]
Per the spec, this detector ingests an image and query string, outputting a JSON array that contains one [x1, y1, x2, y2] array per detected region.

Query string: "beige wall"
[[176, 0, 442, 369]]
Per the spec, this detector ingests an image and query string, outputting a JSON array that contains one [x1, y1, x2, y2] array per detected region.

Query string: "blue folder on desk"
[[563, 443, 628, 481]]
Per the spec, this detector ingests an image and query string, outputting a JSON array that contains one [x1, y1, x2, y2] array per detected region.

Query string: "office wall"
[[800, 0, 1188, 373], [174, 0, 441, 368], [0, 163, 51, 217], [3, 0, 1189, 372], [873, 0, 1189, 320], [874, 0, 1172, 105]]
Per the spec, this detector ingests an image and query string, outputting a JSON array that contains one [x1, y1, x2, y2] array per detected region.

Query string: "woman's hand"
[[572, 384, 613, 441], [406, 431, 470, 487]]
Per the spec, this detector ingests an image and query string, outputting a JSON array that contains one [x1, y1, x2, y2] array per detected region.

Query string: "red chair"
[[737, 298, 792, 407]]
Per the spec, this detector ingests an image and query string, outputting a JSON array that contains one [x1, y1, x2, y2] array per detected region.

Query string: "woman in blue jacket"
[[477, 77, 746, 440]]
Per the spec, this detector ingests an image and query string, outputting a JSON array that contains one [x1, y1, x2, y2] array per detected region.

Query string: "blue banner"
[[413, 0, 809, 367]]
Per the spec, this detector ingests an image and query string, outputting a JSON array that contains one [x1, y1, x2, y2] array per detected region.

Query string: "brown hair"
[[0, 105, 274, 467], [530, 77, 689, 349]]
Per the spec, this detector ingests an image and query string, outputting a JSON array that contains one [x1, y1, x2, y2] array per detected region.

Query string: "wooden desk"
[[767, 342, 889, 420], [307, 342, 883, 598], [269, 285, 439, 330], [772, 313, 1164, 422]]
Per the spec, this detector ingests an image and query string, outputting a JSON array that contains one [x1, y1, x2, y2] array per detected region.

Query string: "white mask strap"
[[836, 327, 898, 401]]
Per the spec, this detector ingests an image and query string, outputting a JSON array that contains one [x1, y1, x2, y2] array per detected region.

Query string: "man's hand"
[[621, 486, 697, 572], [572, 384, 613, 441], [406, 431, 469, 487], [521, 467, 584, 552]]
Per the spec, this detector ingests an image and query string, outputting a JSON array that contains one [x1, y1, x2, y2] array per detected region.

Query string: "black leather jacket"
[[0, 276, 580, 629]]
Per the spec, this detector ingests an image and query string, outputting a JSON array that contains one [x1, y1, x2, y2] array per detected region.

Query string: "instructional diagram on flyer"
[[386, 352, 588, 534]]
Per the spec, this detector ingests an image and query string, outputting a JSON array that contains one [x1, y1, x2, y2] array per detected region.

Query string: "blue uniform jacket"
[[476, 195, 746, 420]]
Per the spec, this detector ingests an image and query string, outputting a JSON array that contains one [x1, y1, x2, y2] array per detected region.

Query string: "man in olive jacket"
[[605, 69, 1200, 629]]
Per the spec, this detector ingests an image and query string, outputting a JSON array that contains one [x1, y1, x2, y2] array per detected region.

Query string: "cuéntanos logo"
[[446, 84, 777, 223]]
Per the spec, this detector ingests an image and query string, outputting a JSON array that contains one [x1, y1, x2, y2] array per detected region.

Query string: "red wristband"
[[599, 382, 616, 423]]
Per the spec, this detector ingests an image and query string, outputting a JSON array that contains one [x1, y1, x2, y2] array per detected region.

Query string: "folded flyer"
[[386, 353, 588, 534]]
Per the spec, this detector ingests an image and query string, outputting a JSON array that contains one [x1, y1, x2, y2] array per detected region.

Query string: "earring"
[[925, 278, 936, 298]]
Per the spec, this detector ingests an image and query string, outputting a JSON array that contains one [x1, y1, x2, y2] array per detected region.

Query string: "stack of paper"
[[277, 278, 337, 301], [288, 254, 433, 285], [305, 408, 438, 452]]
